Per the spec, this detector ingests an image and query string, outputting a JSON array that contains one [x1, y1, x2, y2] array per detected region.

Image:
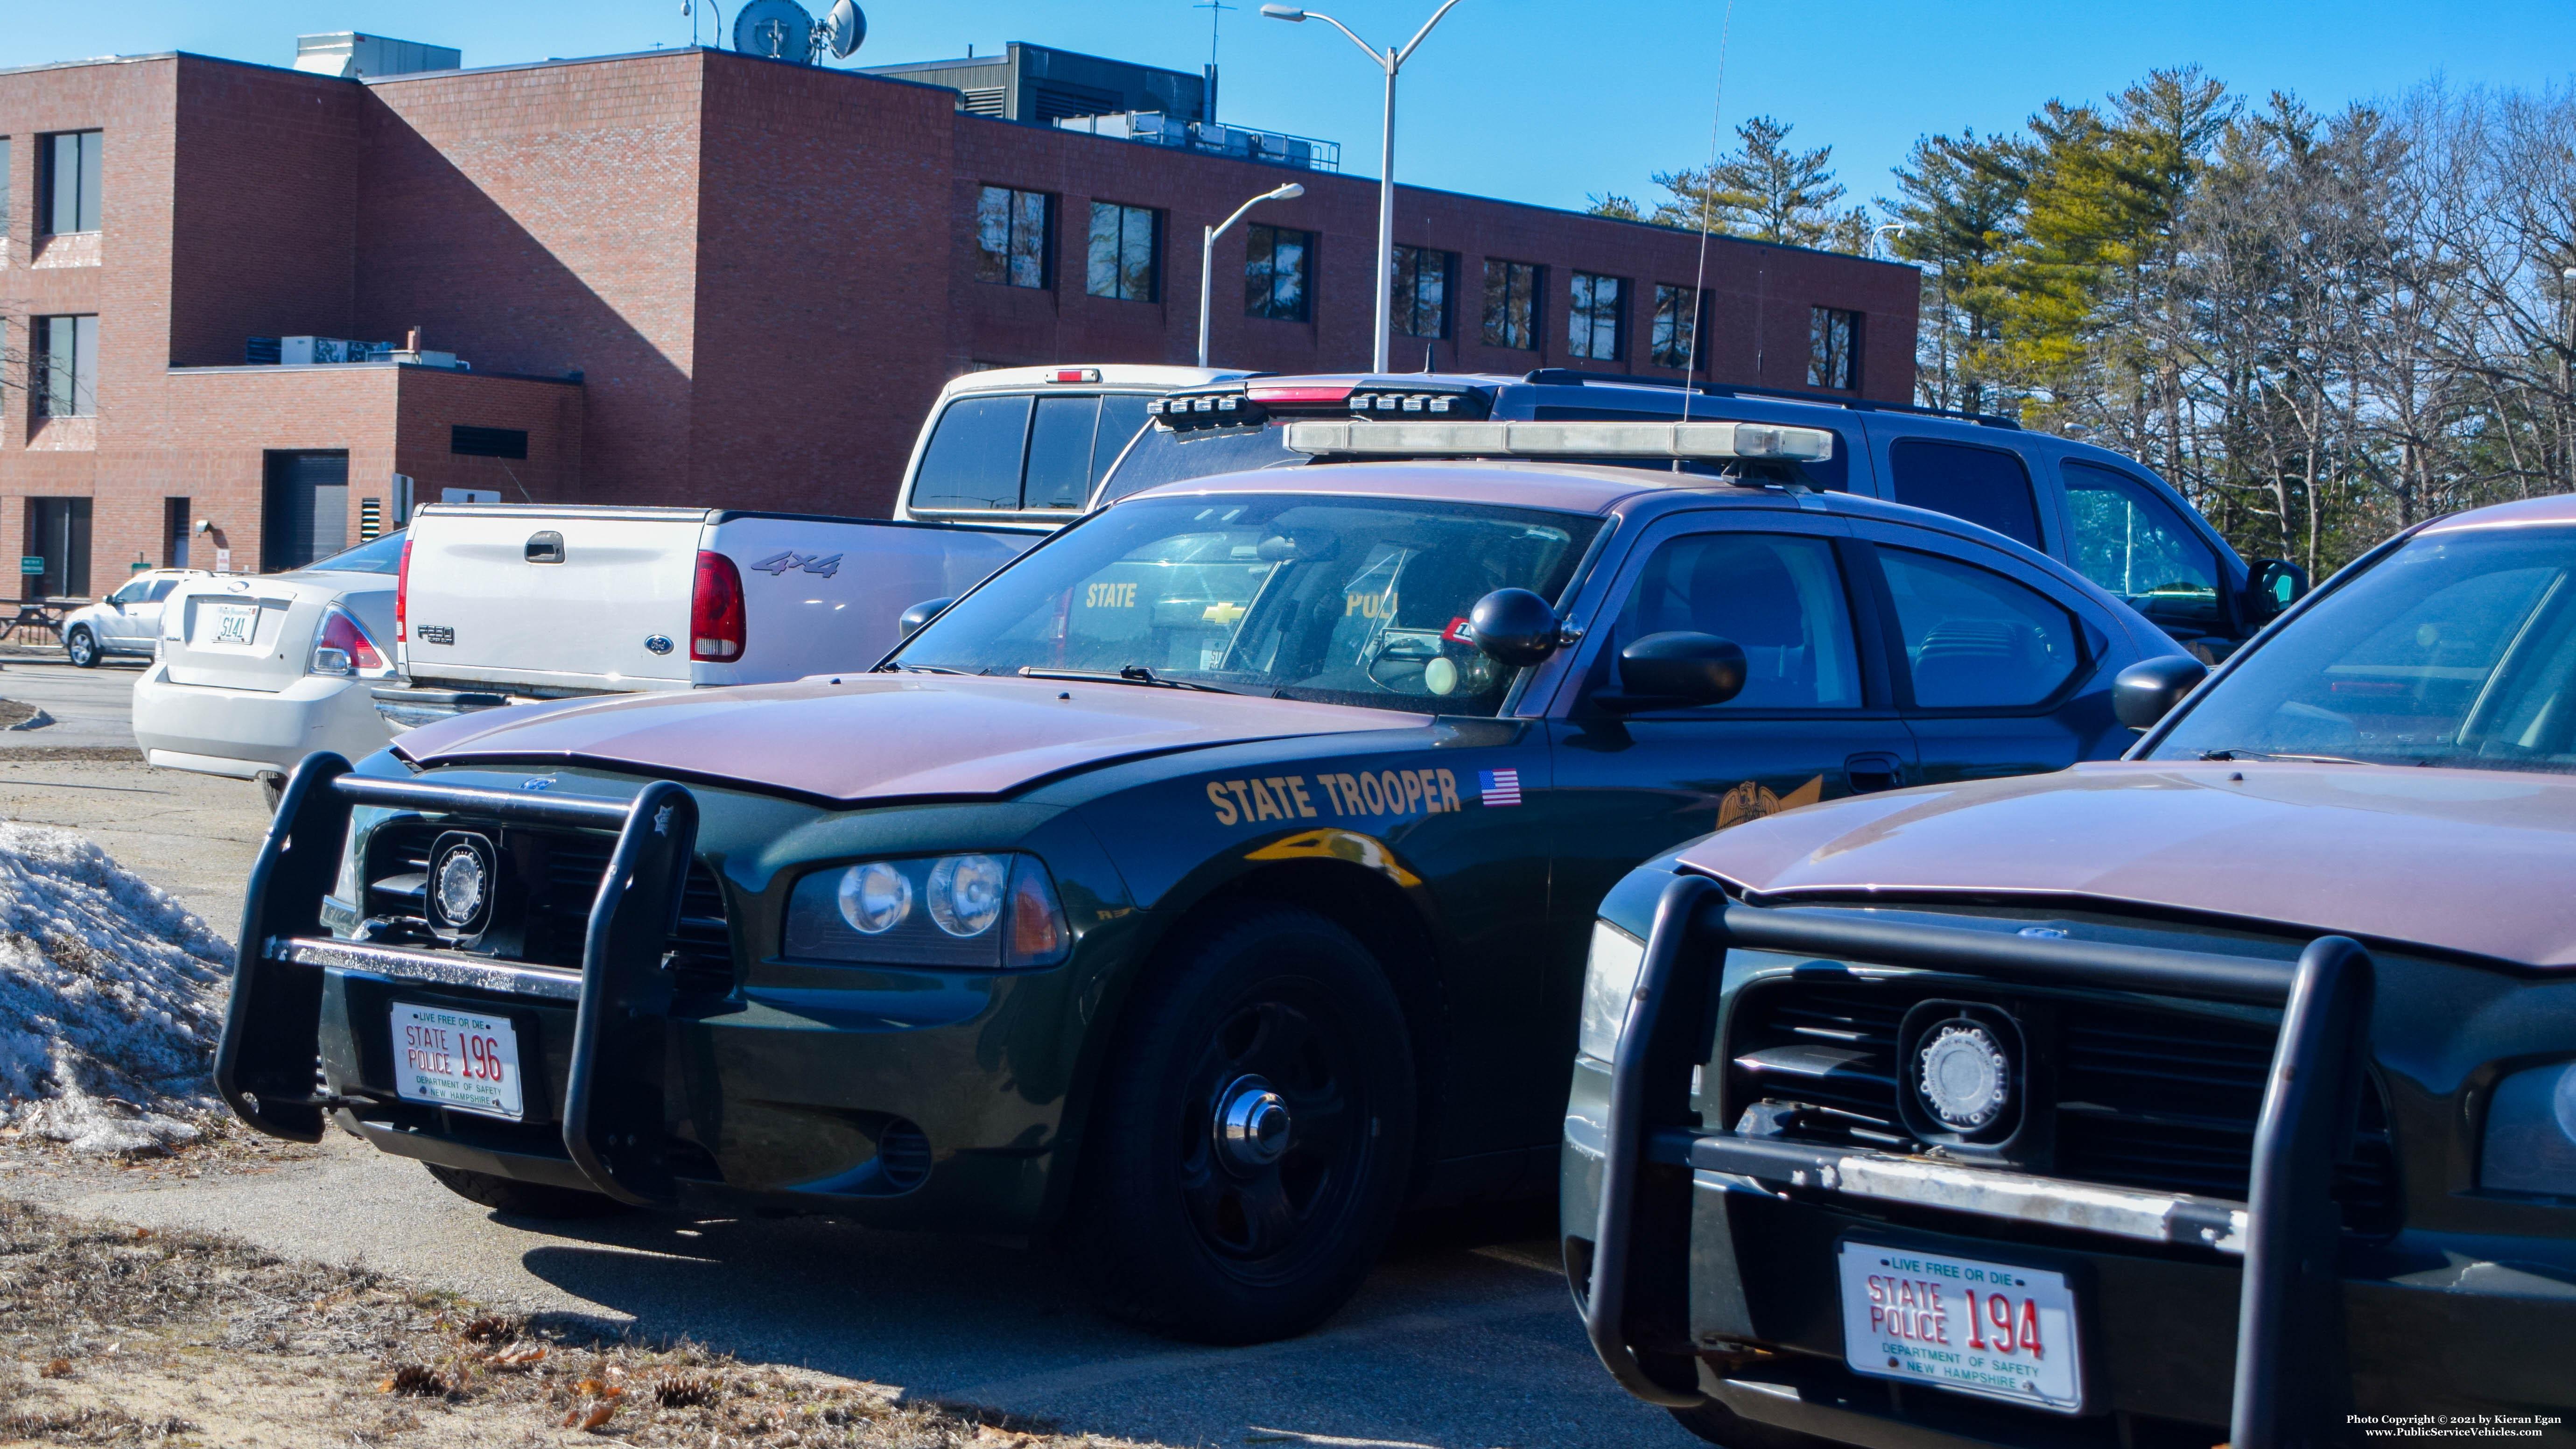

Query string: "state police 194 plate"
[[1837, 1240, 2084, 1414]]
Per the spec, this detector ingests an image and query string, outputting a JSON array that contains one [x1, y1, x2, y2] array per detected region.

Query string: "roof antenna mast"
[[1195, 0, 1235, 121]]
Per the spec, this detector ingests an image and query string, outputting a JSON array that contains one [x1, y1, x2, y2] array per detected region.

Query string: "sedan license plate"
[[200, 602, 259, 647], [1838, 1241, 2083, 1414], [390, 1003, 525, 1121]]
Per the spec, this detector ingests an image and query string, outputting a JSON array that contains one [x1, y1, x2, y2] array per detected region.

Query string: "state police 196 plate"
[[390, 1003, 525, 1121], [1837, 1240, 2084, 1414]]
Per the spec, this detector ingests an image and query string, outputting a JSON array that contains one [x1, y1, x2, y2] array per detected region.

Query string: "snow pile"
[[0, 822, 234, 1153]]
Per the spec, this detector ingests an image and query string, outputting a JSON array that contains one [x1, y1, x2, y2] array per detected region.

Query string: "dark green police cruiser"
[[219, 417, 2180, 1343]]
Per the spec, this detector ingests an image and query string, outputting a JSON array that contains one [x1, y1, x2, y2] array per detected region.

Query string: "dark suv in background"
[[1098, 370, 2303, 660]]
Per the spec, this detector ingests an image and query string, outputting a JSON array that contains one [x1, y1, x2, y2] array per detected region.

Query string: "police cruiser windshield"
[[2151, 523, 2576, 772], [892, 494, 1600, 716]]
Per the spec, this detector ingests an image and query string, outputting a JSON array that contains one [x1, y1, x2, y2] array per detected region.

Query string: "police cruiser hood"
[[1677, 760, 2576, 969], [394, 674, 1419, 804]]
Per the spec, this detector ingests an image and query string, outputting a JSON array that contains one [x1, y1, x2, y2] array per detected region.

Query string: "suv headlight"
[[2482, 1061, 2576, 1196], [1577, 921, 1647, 1062], [784, 853, 1069, 969]]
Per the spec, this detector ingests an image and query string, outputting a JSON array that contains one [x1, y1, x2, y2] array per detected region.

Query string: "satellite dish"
[[734, 0, 814, 63], [821, 0, 866, 59]]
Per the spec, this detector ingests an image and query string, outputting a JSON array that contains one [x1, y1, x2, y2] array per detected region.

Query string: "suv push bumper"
[[1576, 876, 2372, 1449]]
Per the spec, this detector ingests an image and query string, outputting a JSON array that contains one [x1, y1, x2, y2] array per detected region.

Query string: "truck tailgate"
[[697, 515, 1038, 683], [400, 506, 710, 692]]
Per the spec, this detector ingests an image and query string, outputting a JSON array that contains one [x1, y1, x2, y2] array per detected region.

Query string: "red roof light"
[[1244, 385, 1355, 405], [1049, 368, 1103, 384]]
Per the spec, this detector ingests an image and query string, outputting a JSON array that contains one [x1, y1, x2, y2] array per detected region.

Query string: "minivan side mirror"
[[1467, 588, 1570, 668], [899, 597, 955, 639], [1611, 631, 1748, 710], [2244, 558, 2309, 624], [2113, 654, 2209, 730]]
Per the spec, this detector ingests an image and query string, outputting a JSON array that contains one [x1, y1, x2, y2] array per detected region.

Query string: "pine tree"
[[1648, 116, 1855, 249]]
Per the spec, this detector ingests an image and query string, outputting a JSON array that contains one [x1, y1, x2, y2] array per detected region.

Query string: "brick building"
[[0, 41, 1916, 589]]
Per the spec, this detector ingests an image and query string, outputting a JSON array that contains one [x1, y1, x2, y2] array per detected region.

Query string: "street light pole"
[[1200, 182, 1307, 368], [1261, 1, 1466, 375]]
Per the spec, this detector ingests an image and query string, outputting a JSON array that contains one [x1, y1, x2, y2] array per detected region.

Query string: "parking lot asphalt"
[[0, 670, 1686, 1449]]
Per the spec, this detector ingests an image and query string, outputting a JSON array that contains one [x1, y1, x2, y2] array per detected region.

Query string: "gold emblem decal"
[[1244, 829, 1423, 887], [1715, 775, 1824, 830]]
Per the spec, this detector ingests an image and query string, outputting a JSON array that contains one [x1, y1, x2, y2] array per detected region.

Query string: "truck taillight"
[[691, 550, 745, 662], [395, 537, 413, 642]]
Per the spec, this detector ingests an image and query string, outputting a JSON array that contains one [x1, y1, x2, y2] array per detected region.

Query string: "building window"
[[452, 425, 529, 459], [0, 138, 13, 241], [25, 498, 91, 600], [976, 185, 1051, 289], [1244, 224, 1311, 322], [1482, 260, 1540, 350], [1087, 202, 1159, 302], [1392, 246, 1452, 339], [1809, 306, 1860, 390], [1568, 273, 1625, 361], [34, 316, 98, 418], [40, 130, 103, 235], [1650, 284, 1701, 369]]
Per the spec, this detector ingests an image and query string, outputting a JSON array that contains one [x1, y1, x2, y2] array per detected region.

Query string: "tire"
[[1067, 904, 1418, 1344], [422, 1162, 633, 1219], [258, 774, 286, 814], [1668, 1400, 1844, 1449], [64, 627, 98, 668]]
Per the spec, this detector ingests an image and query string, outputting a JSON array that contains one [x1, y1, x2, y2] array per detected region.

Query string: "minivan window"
[[2062, 460, 2222, 630], [1888, 439, 2043, 550]]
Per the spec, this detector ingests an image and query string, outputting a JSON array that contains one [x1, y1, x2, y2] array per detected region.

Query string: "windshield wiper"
[[1018, 665, 1236, 694], [2197, 748, 2377, 766], [871, 662, 972, 675]]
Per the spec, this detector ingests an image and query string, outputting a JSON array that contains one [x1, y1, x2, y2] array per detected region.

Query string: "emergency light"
[[1280, 418, 1836, 462]]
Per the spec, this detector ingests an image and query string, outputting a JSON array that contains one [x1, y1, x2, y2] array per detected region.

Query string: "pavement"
[[0, 658, 1689, 1449]]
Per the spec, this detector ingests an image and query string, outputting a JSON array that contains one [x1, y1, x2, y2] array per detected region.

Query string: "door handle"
[[1845, 753, 1904, 795]]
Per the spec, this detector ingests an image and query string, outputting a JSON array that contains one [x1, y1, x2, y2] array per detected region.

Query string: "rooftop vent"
[[292, 33, 461, 79]]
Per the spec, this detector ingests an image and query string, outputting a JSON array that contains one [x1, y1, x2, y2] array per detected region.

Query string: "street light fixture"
[[1201, 182, 1307, 367], [1261, 0, 1467, 374]]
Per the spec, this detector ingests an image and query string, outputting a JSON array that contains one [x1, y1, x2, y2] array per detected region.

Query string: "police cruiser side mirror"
[[1467, 588, 1571, 668], [2244, 558, 2310, 623], [2113, 654, 2208, 730], [899, 597, 954, 639], [1617, 632, 1747, 708]]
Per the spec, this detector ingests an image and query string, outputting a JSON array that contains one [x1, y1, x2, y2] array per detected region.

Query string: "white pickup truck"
[[375, 506, 1032, 729], [374, 363, 1239, 731]]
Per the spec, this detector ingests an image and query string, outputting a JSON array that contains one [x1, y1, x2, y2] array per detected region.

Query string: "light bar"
[[1281, 418, 1836, 462]]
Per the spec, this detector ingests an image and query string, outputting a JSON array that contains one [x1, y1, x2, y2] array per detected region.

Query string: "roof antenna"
[[1421, 344, 1433, 373]]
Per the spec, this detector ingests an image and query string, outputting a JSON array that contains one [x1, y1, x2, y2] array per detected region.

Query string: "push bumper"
[[1576, 877, 2375, 1449], [133, 662, 389, 775]]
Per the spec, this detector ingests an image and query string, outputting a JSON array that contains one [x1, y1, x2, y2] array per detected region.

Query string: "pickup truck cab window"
[[919, 393, 1159, 515], [1888, 438, 2043, 550]]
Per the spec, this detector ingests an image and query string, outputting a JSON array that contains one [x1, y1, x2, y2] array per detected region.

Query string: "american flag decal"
[[1480, 767, 1523, 807]]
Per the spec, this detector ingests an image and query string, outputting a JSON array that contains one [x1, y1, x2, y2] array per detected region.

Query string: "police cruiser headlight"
[[1577, 921, 1647, 1062], [2481, 1060, 2576, 1196], [786, 854, 1068, 969]]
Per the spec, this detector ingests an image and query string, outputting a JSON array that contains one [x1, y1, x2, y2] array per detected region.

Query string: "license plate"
[[1837, 1241, 2084, 1414], [201, 602, 259, 647], [390, 1003, 525, 1121]]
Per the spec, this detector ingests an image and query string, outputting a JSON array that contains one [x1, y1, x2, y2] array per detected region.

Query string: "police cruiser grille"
[[363, 817, 734, 993], [1724, 976, 2397, 1237]]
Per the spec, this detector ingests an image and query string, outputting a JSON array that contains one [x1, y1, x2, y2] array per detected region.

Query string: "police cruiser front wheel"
[[1068, 904, 1417, 1344]]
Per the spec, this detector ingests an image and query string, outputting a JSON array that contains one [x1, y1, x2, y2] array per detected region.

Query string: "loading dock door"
[[262, 451, 349, 572]]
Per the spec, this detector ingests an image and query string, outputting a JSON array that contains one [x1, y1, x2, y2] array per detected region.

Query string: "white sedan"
[[133, 532, 404, 804], [61, 569, 207, 668]]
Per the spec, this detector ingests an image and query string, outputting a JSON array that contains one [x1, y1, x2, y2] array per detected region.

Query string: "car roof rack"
[[1518, 369, 2023, 431]]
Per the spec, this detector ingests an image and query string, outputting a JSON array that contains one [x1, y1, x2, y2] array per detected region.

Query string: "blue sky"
[[10, 2, 2575, 218]]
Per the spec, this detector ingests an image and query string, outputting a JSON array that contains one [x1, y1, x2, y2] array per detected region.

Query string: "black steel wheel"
[[1068, 903, 1416, 1343], [422, 1162, 632, 1219], [64, 627, 98, 668]]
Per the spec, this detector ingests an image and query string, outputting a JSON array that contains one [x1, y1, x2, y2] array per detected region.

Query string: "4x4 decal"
[[749, 550, 844, 579]]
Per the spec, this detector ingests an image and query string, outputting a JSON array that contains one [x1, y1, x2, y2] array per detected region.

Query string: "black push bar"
[[214, 751, 701, 1206], [1581, 875, 2371, 1448]]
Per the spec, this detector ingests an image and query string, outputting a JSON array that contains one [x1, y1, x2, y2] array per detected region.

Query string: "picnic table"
[[0, 597, 89, 645]]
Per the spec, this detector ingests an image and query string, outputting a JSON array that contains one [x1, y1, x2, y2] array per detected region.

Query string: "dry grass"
[[0, 1198, 1139, 1447]]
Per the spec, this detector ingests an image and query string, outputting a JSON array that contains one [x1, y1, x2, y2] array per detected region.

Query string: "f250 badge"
[[750, 550, 844, 579]]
